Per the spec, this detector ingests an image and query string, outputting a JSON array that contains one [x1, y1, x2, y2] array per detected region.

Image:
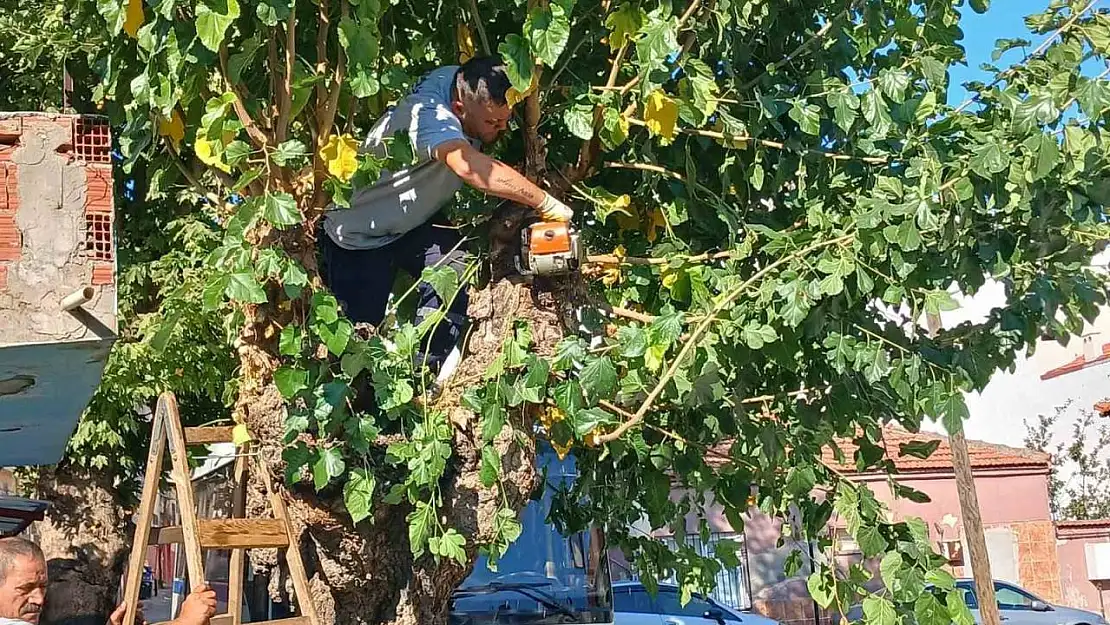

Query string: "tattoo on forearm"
[[493, 174, 540, 202]]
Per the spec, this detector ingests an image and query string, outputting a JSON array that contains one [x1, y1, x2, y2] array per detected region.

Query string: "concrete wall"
[[0, 113, 116, 346], [1056, 524, 1110, 614]]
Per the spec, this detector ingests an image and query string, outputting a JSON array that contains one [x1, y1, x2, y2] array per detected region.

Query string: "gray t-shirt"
[[322, 66, 478, 250]]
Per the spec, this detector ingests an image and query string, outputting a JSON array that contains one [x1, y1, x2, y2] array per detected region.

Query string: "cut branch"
[[625, 118, 889, 164], [587, 249, 738, 265], [594, 233, 856, 444], [603, 160, 685, 180]]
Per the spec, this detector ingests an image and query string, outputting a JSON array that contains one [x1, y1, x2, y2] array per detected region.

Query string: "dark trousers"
[[318, 221, 469, 372]]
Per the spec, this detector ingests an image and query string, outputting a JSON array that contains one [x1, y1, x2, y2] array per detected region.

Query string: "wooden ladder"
[[120, 392, 320, 625]]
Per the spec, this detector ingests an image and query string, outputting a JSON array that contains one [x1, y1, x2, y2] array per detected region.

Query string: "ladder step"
[[148, 519, 290, 548], [183, 426, 235, 444]]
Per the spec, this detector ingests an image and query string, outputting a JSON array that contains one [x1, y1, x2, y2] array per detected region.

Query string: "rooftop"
[[822, 426, 1050, 474], [1041, 341, 1110, 381]]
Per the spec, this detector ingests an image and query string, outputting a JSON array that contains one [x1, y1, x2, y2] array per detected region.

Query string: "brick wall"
[[0, 113, 117, 344], [985, 520, 1063, 602]]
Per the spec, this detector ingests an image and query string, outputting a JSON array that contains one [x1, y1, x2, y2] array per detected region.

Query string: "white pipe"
[[61, 286, 95, 311]]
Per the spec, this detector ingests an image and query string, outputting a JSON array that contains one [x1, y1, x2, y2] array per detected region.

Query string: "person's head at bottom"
[[0, 538, 46, 625]]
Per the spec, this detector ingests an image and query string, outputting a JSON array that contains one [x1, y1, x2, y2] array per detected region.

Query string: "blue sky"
[[949, 0, 1097, 106]]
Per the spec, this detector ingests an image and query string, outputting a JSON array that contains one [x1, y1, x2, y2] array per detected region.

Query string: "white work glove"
[[538, 193, 574, 222]]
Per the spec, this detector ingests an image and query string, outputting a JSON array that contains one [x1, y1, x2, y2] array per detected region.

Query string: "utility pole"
[[926, 313, 1000, 625]]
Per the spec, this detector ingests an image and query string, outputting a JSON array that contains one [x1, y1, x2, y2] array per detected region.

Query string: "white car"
[[613, 581, 782, 625]]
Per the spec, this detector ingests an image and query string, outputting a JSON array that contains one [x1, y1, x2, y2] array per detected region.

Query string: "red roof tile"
[[1041, 342, 1110, 380], [821, 426, 1050, 473], [1055, 519, 1110, 530], [1096, 399, 1110, 417]]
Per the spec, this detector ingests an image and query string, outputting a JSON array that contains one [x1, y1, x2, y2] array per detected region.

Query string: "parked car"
[[845, 579, 1107, 625], [613, 581, 781, 625]]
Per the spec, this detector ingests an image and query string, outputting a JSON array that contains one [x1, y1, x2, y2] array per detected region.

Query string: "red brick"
[[0, 214, 20, 261], [91, 261, 113, 286], [0, 264, 7, 291], [0, 164, 16, 213], [84, 165, 112, 214]]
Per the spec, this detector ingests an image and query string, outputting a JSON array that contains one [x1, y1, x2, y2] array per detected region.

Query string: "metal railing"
[[658, 532, 753, 611]]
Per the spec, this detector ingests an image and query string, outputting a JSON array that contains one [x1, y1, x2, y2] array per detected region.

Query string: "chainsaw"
[[515, 221, 586, 277]]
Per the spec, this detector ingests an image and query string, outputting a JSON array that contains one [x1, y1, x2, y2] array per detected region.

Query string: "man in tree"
[[318, 55, 574, 389], [0, 538, 216, 625]]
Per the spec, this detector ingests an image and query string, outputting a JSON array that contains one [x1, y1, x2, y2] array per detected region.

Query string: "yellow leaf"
[[644, 90, 678, 142], [585, 427, 604, 447], [158, 110, 184, 151], [645, 206, 667, 243], [613, 244, 627, 259], [231, 423, 252, 446], [457, 23, 476, 64], [552, 438, 573, 461], [123, 0, 145, 39], [505, 73, 539, 108], [319, 134, 360, 182], [662, 268, 679, 288], [195, 137, 230, 173], [600, 266, 622, 287]]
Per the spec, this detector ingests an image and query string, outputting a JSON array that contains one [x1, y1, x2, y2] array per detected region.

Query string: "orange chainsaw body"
[[518, 221, 584, 276]]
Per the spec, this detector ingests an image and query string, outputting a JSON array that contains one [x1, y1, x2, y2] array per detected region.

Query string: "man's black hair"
[[454, 56, 512, 106], [0, 537, 44, 585]]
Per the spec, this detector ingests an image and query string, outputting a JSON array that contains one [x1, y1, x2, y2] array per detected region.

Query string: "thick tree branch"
[[588, 249, 738, 265], [276, 2, 298, 143], [595, 233, 856, 444], [569, 41, 629, 184], [625, 117, 889, 164], [218, 44, 272, 148]]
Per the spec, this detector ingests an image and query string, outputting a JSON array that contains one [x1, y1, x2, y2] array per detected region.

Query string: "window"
[[613, 587, 655, 614], [994, 583, 1036, 610], [955, 582, 979, 609]]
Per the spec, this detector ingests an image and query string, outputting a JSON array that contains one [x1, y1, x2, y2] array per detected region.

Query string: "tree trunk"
[[33, 465, 131, 625], [232, 205, 570, 625]]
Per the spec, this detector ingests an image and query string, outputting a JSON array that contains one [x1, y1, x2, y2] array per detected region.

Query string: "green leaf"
[[914, 593, 949, 625], [274, 366, 308, 398], [202, 274, 230, 310], [318, 319, 354, 356], [857, 523, 888, 556], [862, 90, 893, 136], [284, 410, 309, 443], [828, 91, 860, 132], [636, 14, 679, 73], [255, 0, 290, 25], [863, 595, 896, 625], [580, 356, 618, 401], [272, 139, 308, 166], [498, 34, 535, 92], [224, 140, 251, 167], [564, 104, 595, 140], [878, 68, 911, 104], [1024, 133, 1060, 181], [879, 551, 903, 588], [807, 572, 834, 609], [195, 0, 240, 52], [883, 219, 922, 252], [480, 446, 502, 488], [525, 1, 572, 66], [618, 325, 648, 358], [313, 447, 346, 490], [225, 272, 267, 303], [600, 107, 629, 149], [925, 568, 956, 590], [605, 3, 644, 51], [407, 501, 435, 556], [282, 444, 312, 484], [278, 330, 303, 370], [573, 407, 616, 437], [785, 466, 815, 496], [436, 528, 467, 564], [969, 142, 1011, 179], [789, 101, 821, 135], [924, 289, 960, 315], [899, 439, 941, 459], [338, 16, 379, 69], [343, 469, 376, 523], [970, 0, 989, 14], [263, 192, 302, 228], [741, 321, 778, 349], [421, 265, 460, 303], [97, 0, 125, 35], [947, 590, 975, 625]]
